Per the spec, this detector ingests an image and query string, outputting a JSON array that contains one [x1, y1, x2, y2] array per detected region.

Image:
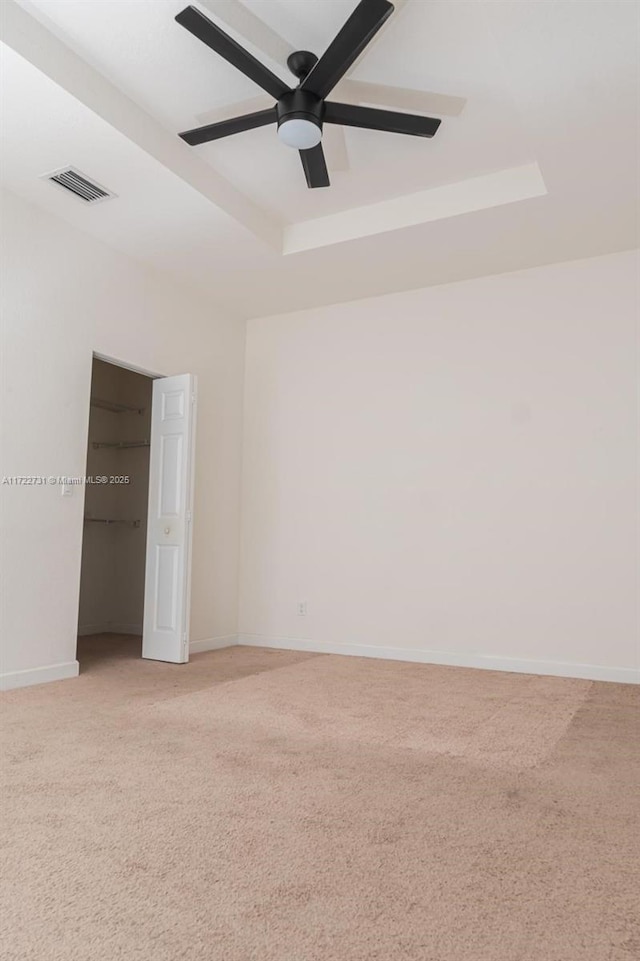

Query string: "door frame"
[[92, 350, 165, 381], [77, 350, 195, 662]]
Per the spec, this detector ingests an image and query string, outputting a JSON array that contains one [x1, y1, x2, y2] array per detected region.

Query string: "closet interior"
[[77, 357, 153, 665]]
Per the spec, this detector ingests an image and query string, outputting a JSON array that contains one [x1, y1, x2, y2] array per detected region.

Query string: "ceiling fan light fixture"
[[277, 117, 322, 150], [275, 89, 325, 150]]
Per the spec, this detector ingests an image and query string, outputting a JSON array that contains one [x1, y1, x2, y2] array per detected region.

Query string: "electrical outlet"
[[297, 601, 308, 616]]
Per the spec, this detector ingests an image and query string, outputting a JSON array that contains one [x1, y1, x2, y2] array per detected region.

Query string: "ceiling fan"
[[175, 0, 443, 189]]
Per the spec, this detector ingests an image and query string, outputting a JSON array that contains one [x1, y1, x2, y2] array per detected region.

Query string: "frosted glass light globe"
[[277, 118, 322, 149]]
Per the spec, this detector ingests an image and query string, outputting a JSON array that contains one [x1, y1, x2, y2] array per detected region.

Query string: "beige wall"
[[1, 187, 637, 687], [0, 189, 245, 682], [239, 250, 639, 681]]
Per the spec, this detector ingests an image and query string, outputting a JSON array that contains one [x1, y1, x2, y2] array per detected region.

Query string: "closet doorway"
[[77, 355, 197, 671]]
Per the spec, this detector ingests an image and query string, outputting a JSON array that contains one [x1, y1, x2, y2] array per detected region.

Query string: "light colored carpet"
[[1, 636, 638, 961]]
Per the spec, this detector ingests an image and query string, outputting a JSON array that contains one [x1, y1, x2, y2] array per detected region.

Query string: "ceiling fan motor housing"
[[276, 89, 325, 138]]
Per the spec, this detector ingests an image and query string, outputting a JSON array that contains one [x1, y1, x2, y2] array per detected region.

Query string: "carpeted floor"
[[1, 636, 638, 961]]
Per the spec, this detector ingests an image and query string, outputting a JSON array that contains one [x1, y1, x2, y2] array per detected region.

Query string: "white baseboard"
[[5, 638, 633, 691], [190, 634, 238, 654], [0, 660, 80, 692], [237, 634, 639, 685]]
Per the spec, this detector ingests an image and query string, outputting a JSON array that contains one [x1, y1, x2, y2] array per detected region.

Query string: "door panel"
[[142, 374, 197, 663], [154, 545, 179, 632], [159, 433, 183, 516]]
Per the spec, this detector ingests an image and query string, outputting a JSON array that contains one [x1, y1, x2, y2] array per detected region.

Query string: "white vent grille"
[[42, 167, 116, 204]]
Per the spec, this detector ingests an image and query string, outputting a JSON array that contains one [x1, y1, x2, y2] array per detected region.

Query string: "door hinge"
[[186, 510, 192, 523]]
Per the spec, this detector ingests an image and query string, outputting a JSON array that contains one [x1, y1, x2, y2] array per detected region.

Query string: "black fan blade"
[[179, 108, 276, 145], [175, 6, 290, 100], [299, 144, 330, 188], [301, 0, 393, 100], [324, 102, 441, 138]]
